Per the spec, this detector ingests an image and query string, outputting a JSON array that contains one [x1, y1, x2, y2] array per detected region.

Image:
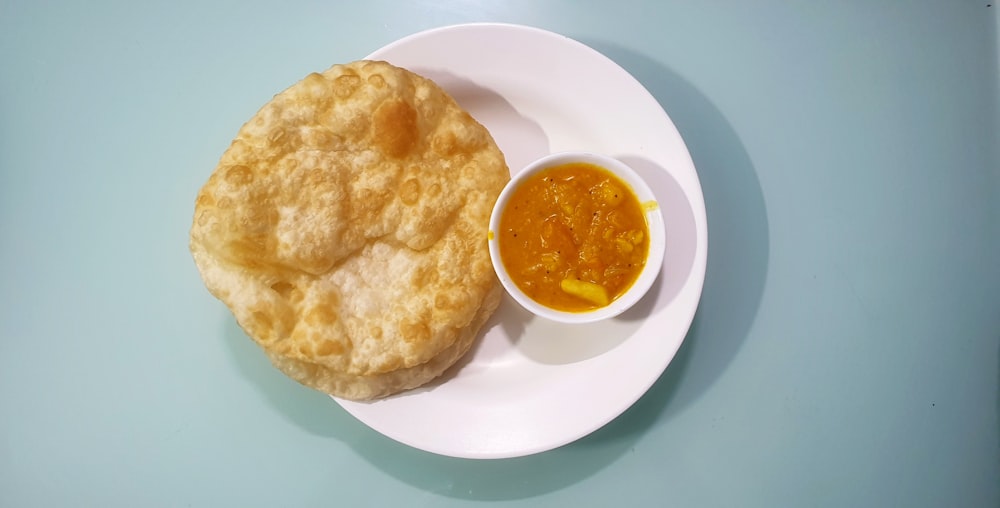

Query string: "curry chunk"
[[560, 279, 610, 307]]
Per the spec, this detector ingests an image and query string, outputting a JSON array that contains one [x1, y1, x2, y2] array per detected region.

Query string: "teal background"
[[1, 1, 997, 506]]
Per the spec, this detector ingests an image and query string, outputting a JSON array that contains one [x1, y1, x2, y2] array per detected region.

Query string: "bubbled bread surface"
[[190, 60, 509, 400]]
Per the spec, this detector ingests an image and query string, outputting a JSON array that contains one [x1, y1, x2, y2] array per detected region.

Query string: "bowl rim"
[[487, 151, 667, 324]]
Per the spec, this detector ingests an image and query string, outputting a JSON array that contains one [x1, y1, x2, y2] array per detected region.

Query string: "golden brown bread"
[[190, 60, 509, 400]]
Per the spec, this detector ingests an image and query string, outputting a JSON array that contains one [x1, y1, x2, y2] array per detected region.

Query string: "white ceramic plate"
[[334, 23, 708, 459]]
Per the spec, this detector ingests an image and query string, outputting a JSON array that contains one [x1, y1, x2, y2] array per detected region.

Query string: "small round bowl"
[[488, 151, 666, 324]]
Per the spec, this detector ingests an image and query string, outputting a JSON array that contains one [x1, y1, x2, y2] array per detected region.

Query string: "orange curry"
[[498, 162, 649, 312]]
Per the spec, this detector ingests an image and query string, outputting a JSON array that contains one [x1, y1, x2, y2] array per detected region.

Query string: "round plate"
[[334, 23, 708, 459]]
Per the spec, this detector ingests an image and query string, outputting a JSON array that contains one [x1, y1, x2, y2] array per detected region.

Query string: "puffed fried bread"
[[190, 60, 509, 400]]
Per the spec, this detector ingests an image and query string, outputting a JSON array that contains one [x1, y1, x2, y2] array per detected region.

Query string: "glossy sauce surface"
[[498, 162, 649, 312]]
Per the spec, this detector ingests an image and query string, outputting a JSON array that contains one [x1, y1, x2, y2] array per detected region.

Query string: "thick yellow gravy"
[[498, 162, 649, 312]]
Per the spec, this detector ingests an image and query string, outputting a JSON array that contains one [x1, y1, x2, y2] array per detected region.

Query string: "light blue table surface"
[[2, 1, 997, 506]]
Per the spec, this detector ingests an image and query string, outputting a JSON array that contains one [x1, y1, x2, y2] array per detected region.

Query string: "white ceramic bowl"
[[488, 151, 666, 324]]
